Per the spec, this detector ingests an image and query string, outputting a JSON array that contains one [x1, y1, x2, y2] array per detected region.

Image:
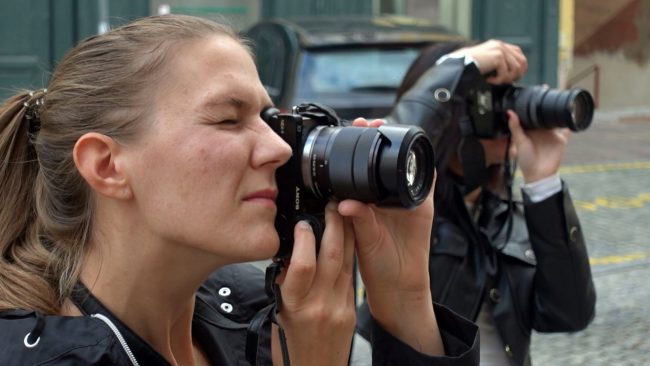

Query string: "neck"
[[78, 205, 222, 365]]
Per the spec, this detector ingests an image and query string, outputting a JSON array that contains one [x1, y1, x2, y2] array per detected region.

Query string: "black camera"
[[466, 79, 595, 138], [263, 103, 435, 259]]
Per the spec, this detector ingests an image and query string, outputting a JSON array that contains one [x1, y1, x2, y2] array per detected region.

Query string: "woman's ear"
[[73, 132, 133, 200]]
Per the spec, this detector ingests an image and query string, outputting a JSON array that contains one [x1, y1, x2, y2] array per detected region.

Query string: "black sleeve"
[[523, 181, 597, 331], [369, 303, 479, 366]]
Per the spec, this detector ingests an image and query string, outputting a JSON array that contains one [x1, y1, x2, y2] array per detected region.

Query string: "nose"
[[252, 118, 292, 169]]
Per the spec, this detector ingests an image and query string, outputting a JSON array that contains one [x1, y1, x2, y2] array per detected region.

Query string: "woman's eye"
[[217, 119, 239, 126]]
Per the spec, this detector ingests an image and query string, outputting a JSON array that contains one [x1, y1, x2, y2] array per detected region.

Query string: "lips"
[[244, 188, 278, 202]]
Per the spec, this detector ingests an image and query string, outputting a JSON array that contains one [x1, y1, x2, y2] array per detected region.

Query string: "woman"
[[0, 14, 477, 365], [360, 40, 597, 365]]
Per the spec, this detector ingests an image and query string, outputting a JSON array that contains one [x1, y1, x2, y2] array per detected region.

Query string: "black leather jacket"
[[0, 263, 479, 365], [388, 57, 596, 366], [430, 183, 595, 366]]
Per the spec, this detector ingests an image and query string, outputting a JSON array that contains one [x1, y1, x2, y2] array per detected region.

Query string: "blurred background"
[[2, 1, 649, 364]]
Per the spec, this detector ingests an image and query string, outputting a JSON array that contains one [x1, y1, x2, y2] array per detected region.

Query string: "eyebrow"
[[201, 95, 274, 112], [202, 96, 245, 109]]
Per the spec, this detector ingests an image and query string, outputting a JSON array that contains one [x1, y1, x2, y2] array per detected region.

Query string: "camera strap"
[[489, 135, 516, 248], [245, 261, 291, 366], [457, 133, 488, 194]]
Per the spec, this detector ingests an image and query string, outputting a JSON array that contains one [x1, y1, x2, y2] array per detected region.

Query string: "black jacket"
[[0, 263, 479, 365], [430, 182, 595, 366]]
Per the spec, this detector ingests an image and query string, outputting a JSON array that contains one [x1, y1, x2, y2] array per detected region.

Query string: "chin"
[[245, 231, 280, 261]]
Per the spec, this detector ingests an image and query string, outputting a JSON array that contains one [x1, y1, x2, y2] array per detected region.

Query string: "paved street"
[[529, 107, 650, 365]]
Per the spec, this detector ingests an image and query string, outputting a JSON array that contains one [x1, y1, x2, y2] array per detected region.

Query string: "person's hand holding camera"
[[274, 202, 357, 366], [507, 110, 571, 183], [334, 118, 444, 356], [449, 39, 528, 84]]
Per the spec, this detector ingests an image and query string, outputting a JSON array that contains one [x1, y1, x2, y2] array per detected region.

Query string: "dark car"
[[245, 15, 465, 120]]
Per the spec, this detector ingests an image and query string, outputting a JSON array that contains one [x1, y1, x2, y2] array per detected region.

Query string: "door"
[[0, 0, 51, 99], [472, 0, 559, 86], [0, 0, 149, 100]]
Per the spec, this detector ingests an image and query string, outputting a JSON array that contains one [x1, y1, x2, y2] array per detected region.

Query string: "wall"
[[150, 0, 260, 31], [572, 53, 650, 110], [571, 0, 650, 110], [400, 0, 471, 38]]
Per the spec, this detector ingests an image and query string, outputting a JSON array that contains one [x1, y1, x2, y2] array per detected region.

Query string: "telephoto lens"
[[502, 85, 594, 132], [302, 124, 434, 208]]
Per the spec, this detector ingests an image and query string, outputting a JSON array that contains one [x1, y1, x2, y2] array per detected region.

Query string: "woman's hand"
[[450, 39, 528, 84], [274, 202, 356, 366], [507, 110, 571, 183], [338, 118, 444, 356]]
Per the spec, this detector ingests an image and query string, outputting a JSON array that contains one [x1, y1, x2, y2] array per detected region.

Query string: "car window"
[[253, 31, 287, 99], [296, 48, 421, 98]]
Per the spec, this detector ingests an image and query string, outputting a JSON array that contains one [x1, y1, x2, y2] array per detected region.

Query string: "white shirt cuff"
[[521, 174, 562, 203], [435, 54, 479, 68]]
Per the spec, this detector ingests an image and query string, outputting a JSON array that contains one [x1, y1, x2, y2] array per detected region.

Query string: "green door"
[[0, 0, 149, 100], [0, 0, 52, 98], [262, 0, 373, 18], [472, 0, 559, 87]]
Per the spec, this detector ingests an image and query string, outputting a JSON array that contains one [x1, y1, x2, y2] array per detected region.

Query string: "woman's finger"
[[507, 110, 527, 145], [351, 118, 370, 127], [504, 49, 524, 81], [280, 220, 317, 301], [313, 202, 346, 289], [335, 216, 356, 290], [508, 44, 528, 76], [337, 200, 381, 252]]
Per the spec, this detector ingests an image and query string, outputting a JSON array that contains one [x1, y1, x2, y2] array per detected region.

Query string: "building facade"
[[1, 0, 647, 109]]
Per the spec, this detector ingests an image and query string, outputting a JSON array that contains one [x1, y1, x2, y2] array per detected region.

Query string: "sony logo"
[[295, 186, 301, 210]]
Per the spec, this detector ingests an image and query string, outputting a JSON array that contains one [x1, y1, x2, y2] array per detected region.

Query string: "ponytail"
[[0, 90, 58, 313]]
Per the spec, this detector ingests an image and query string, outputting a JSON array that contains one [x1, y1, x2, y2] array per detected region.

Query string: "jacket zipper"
[[91, 313, 140, 366]]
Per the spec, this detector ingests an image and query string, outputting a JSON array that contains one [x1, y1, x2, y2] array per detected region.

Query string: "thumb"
[[507, 110, 526, 145]]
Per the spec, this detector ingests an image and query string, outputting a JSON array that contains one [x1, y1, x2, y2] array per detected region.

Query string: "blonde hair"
[[0, 14, 248, 313]]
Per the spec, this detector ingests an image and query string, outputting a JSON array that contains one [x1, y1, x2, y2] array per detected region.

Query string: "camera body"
[[264, 103, 434, 258], [465, 78, 594, 139]]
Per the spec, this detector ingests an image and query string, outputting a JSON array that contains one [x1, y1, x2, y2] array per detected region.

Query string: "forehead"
[[157, 36, 270, 109]]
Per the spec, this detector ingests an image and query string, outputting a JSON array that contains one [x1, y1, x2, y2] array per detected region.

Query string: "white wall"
[[572, 52, 650, 110]]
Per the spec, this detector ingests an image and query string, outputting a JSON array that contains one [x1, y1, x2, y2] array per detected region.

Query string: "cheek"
[[198, 144, 247, 176]]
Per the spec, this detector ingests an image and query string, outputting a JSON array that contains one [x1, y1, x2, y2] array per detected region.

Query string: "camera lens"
[[406, 150, 418, 187], [568, 90, 593, 131], [301, 125, 434, 208], [505, 86, 594, 132]]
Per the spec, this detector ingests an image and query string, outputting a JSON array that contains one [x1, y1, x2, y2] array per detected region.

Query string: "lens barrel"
[[301, 125, 434, 208], [505, 86, 594, 132]]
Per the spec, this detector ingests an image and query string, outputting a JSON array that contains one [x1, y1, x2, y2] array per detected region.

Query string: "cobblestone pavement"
[[529, 107, 650, 366]]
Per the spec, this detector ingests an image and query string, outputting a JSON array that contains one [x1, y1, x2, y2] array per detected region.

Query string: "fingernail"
[[297, 220, 312, 231]]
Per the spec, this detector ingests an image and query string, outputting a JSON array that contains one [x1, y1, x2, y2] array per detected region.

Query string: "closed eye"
[[201, 118, 240, 127]]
